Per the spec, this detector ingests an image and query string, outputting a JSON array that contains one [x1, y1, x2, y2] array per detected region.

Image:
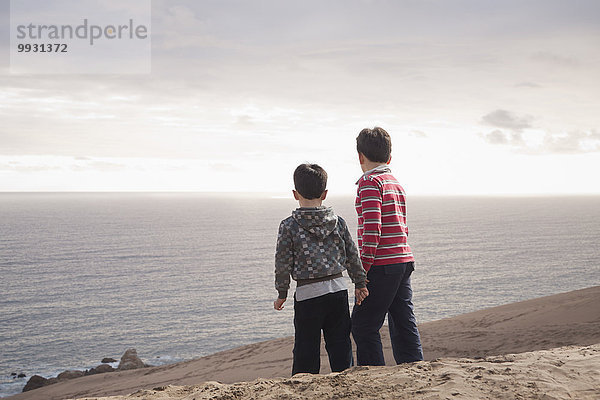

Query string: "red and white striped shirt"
[[355, 165, 414, 271]]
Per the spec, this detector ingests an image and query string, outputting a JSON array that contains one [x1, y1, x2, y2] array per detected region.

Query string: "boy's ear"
[[292, 190, 299, 200], [387, 155, 392, 164], [320, 190, 328, 201], [358, 152, 365, 164]]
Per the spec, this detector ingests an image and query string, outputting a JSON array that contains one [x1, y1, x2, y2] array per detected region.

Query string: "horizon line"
[[1, 191, 599, 198]]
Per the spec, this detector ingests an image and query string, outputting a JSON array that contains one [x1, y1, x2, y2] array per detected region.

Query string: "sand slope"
[[78, 344, 600, 400], [420, 285, 600, 360], [8, 286, 600, 400]]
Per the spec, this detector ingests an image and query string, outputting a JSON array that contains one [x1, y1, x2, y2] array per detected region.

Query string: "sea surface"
[[1, 193, 599, 397]]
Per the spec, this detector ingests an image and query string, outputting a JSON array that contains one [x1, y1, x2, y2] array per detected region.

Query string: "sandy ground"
[[79, 345, 600, 400], [8, 286, 600, 400]]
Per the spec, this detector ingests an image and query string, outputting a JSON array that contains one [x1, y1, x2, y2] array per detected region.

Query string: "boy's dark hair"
[[356, 127, 392, 163], [293, 163, 327, 200]]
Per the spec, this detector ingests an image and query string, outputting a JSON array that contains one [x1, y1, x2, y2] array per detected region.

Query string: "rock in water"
[[86, 364, 115, 375], [117, 348, 147, 371], [57, 370, 85, 381], [23, 375, 48, 392], [101, 357, 118, 364]]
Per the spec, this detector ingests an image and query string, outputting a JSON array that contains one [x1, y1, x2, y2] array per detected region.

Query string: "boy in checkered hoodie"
[[274, 163, 368, 375]]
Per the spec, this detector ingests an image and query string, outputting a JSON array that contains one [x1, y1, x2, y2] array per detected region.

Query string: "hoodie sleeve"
[[274, 220, 294, 299], [338, 217, 367, 288]]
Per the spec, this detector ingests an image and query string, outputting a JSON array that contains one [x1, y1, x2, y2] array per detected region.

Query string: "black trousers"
[[292, 290, 352, 375], [351, 262, 423, 365]]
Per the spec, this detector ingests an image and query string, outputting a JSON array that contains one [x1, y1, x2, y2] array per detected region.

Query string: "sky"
[[1, 0, 599, 195]]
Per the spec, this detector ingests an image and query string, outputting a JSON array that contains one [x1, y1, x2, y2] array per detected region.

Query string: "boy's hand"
[[355, 287, 369, 305], [274, 298, 286, 310]]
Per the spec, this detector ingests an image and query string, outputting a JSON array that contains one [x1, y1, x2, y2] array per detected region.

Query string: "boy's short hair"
[[293, 163, 327, 200], [356, 127, 392, 163]]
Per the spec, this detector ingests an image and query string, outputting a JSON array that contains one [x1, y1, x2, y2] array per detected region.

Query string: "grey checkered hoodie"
[[275, 206, 367, 299]]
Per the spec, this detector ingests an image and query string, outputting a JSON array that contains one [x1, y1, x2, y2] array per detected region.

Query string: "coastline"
[[6, 285, 600, 400]]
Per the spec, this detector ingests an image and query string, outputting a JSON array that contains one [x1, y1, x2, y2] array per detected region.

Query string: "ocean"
[[1, 193, 599, 397]]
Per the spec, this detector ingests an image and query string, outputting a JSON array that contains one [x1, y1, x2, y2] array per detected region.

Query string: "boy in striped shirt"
[[351, 127, 424, 365]]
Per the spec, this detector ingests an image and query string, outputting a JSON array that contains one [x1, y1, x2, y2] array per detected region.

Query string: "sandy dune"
[[78, 345, 600, 400], [8, 286, 600, 400]]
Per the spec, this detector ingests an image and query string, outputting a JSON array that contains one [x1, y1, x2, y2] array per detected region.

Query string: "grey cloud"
[[481, 130, 524, 146], [510, 131, 526, 146], [0, 0, 8, 70], [481, 110, 533, 131], [531, 52, 579, 68], [149, 0, 600, 50], [515, 82, 541, 88], [482, 129, 508, 145], [541, 130, 600, 154], [235, 115, 256, 129], [482, 129, 600, 154]]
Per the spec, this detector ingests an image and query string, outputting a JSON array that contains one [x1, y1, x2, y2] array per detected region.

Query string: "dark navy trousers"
[[292, 290, 352, 375], [351, 262, 423, 365]]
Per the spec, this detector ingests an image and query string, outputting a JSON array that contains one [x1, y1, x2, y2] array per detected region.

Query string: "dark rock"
[[117, 348, 147, 371], [23, 375, 48, 392], [101, 357, 118, 364], [57, 370, 85, 381], [18, 373, 26, 378], [11, 372, 16, 376], [96, 364, 115, 373], [86, 364, 115, 375]]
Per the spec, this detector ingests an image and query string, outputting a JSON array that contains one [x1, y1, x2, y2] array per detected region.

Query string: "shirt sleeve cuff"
[[277, 290, 288, 300]]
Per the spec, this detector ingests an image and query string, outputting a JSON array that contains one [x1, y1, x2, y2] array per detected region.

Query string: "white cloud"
[[409, 130, 428, 139]]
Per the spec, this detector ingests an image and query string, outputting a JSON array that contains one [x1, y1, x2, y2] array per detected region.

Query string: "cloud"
[[234, 115, 256, 129], [481, 110, 533, 132], [482, 129, 508, 145], [480, 129, 525, 146], [409, 130, 428, 138], [70, 160, 128, 172], [481, 129, 600, 154], [541, 130, 600, 154], [0, 163, 62, 172], [209, 162, 242, 172], [478, 110, 599, 154], [531, 52, 579, 68], [515, 82, 541, 88], [0, 156, 131, 173]]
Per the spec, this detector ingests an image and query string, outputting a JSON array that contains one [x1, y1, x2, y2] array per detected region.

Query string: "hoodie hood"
[[356, 164, 392, 184], [292, 206, 338, 239]]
